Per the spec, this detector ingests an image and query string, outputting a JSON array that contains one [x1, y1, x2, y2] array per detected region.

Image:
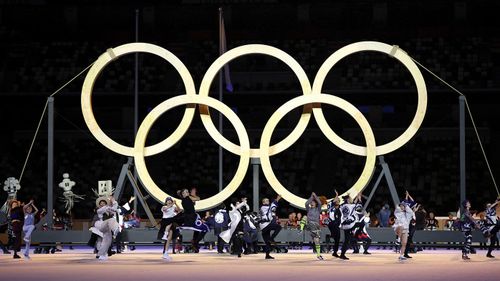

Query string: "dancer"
[[214, 203, 230, 253], [161, 189, 209, 254], [401, 192, 418, 256], [9, 200, 23, 259], [158, 197, 178, 240], [243, 210, 259, 254], [259, 195, 282, 259], [393, 199, 414, 261], [459, 199, 478, 260], [484, 197, 500, 258], [326, 190, 341, 257], [22, 200, 38, 259], [114, 196, 135, 253], [351, 205, 372, 255], [159, 197, 179, 260], [339, 193, 361, 260], [93, 196, 120, 261], [219, 197, 249, 257], [301, 192, 324, 260]]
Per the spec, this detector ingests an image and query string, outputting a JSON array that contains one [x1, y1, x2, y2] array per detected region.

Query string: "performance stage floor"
[[1, 248, 499, 281]]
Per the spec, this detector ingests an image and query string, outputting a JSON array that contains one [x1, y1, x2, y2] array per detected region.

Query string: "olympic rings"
[[260, 94, 377, 209], [133, 95, 250, 210], [198, 44, 312, 158], [312, 41, 427, 156], [81, 43, 197, 157], [81, 41, 427, 210]]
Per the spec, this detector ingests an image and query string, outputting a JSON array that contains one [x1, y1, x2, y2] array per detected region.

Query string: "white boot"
[[162, 253, 172, 261]]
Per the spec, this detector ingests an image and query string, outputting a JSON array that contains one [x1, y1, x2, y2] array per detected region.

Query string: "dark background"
[[0, 0, 499, 219]]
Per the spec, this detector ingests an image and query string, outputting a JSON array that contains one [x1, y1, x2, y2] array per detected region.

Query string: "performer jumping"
[[158, 197, 179, 260], [259, 195, 282, 259], [301, 192, 324, 260], [161, 189, 209, 254]]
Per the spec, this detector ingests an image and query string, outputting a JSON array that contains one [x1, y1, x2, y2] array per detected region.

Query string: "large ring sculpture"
[[259, 94, 376, 208], [81, 41, 427, 210], [133, 95, 250, 210], [81, 43, 197, 157]]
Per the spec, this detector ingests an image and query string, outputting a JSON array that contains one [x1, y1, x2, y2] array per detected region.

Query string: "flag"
[[220, 8, 233, 92]]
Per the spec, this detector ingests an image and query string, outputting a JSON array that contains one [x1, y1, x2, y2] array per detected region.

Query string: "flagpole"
[[218, 7, 224, 192]]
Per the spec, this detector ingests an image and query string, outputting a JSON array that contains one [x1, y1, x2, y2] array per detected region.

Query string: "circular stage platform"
[[1, 248, 499, 281]]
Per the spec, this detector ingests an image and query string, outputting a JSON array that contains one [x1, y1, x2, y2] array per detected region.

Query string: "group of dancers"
[[0, 199, 38, 259], [1, 190, 499, 262]]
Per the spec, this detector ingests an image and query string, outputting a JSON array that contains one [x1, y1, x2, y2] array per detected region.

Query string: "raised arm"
[[305, 193, 315, 210], [314, 194, 321, 209], [32, 203, 39, 216], [489, 198, 500, 210], [235, 198, 248, 210], [406, 191, 414, 202], [23, 200, 32, 213], [353, 193, 362, 204], [189, 188, 201, 201]]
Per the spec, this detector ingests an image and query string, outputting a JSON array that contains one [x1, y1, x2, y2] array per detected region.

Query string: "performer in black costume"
[[484, 197, 500, 258], [327, 190, 341, 258]]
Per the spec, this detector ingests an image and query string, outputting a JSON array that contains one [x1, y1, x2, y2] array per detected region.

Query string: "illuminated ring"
[[81, 43, 197, 157], [198, 44, 312, 158], [312, 41, 427, 156], [260, 94, 377, 209], [133, 95, 250, 211]]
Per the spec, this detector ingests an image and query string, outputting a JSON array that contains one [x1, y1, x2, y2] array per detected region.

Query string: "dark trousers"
[[341, 229, 353, 256], [12, 221, 22, 253], [115, 231, 123, 252], [353, 236, 371, 253], [157, 218, 170, 240], [488, 224, 500, 255], [405, 224, 416, 255], [262, 222, 282, 254], [231, 232, 244, 255], [215, 227, 228, 253], [192, 231, 206, 251], [327, 222, 340, 254], [463, 230, 472, 254]]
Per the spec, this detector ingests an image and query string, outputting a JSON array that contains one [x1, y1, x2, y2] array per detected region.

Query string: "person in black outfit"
[[230, 198, 249, 258], [327, 190, 341, 257], [484, 198, 500, 258], [162, 189, 206, 253], [9, 200, 24, 259], [460, 199, 478, 260]]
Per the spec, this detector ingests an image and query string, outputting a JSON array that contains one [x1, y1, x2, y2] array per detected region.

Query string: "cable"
[[410, 56, 499, 196], [17, 62, 95, 184], [18, 100, 48, 183], [50, 62, 95, 97]]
